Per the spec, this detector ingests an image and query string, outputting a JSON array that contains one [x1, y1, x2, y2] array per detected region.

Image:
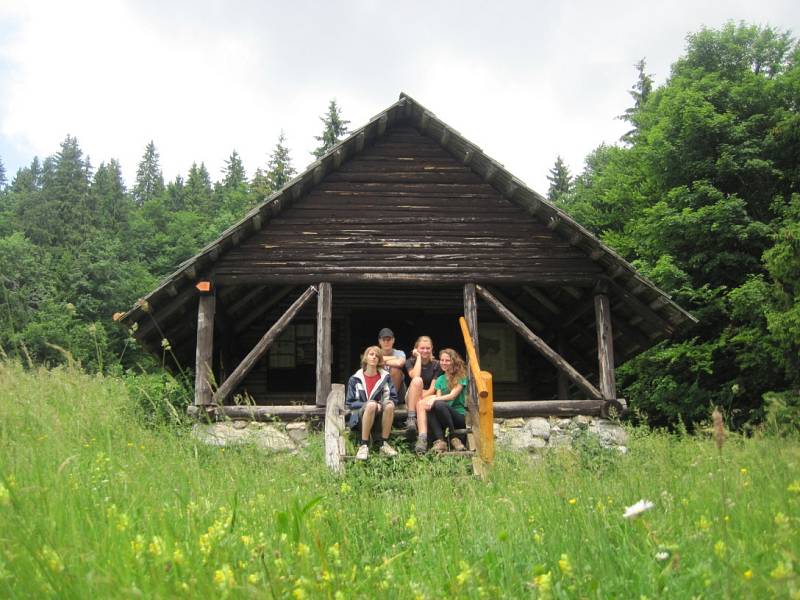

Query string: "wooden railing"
[[459, 316, 494, 464]]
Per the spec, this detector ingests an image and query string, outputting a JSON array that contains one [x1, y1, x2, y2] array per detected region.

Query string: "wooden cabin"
[[118, 93, 696, 420]]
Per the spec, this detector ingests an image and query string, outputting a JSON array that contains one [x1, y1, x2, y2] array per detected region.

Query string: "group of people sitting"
[[345, 328, 469, 460]]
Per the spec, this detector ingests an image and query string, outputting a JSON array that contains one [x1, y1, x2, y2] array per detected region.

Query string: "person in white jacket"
[[345, 346, 399, 460]]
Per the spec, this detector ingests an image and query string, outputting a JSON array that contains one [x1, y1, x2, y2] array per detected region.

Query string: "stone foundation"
[[495, 416, 628, 453]]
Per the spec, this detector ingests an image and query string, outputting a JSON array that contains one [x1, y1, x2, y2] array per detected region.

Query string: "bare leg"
[[381, 402, 395, 438], [389, 368, 404, 398], [360, 401, 378, 441], [406, 376, 423, 413], [417, 401, 429, 436]]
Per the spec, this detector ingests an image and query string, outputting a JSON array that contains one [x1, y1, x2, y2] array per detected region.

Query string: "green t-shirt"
[[434, 374, 468, 415]]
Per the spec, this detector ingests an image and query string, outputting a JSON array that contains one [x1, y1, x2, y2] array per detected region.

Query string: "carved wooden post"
[[194, 283, 215, 406], [463, 283, 480, 416], [316, 282, 332, 407], [594, 292, 616, 399]]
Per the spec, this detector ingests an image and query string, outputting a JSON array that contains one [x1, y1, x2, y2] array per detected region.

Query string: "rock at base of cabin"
[[524, 417, 551, 440], [192, 422, 299, 453], [572, 415, 593, 430], [285, 422, 309, 443], [498, 428, 548, 451], [503, 418, 526, 429], [588, 419, 629, 447]]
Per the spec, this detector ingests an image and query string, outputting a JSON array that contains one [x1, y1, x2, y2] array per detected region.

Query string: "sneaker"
[[432, 439, 448, 454], [380, 442, 398, 457], [414, 436, 428, 455], [405, 417, 417, 442], [450, 437, 466, 451], [355, 444, 369, 461]]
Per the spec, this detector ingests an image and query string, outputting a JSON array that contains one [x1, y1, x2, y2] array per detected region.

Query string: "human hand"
[[412, 348, 419, 358]]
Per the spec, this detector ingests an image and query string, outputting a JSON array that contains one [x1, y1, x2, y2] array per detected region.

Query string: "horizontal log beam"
[[188, 399, 627, 422]]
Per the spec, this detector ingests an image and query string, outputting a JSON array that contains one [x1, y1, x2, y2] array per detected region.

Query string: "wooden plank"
[[214, 273, 601, 285], [213, 285, 318, 404], [194, 294, 216, 406], [557, 333, 569, 400], [479, 370, 495, 465], [315, 282, 332, 407], [522, 285, 562, 315], [606, 278, 675, 335], [594, 293, 617, 399], [324, 384, 346, 474], [475, 284, 603, 400], [484, 286, 546, 331], [493, 400, 610, 417]]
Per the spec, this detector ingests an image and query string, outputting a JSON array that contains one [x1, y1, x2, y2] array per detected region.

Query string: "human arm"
[[406, 350, 422, 379]]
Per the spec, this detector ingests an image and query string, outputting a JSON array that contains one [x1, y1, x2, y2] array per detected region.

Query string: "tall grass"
[[0, 360, 798, 598]]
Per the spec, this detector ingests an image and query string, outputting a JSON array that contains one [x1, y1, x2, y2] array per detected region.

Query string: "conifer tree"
[[312, 99, 350, 158], [618, 59, 654, 144], [266, 131, 296, 190], [0, 156, 6, 189], [90, 159, 129, 233], [133, 141, 165, 205], [222, 150, 247, 190], [185, 162, 213, 212], [547, 156, 572, 202]]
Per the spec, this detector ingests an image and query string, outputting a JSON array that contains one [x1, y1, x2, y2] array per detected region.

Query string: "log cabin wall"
[[211, 123, 604, 286]]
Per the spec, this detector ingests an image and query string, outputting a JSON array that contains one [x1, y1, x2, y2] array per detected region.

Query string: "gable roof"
[[118, 93, 696, 362]]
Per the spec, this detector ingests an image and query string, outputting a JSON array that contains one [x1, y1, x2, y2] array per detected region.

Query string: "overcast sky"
[[0, 1, 797, 194]]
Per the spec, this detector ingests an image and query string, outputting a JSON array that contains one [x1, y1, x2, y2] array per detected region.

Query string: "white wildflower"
[[623, 499, 654, 519], [655, 551, 669, 561]]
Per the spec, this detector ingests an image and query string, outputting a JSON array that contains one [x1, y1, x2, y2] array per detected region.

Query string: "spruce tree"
[[185, 162, 213, 212], [618, 59, 654, 144], [0, 156, 6, 189], [312, 99, 350, 158], [266, 131, 296, 190], [133, 141, 165, 205], [546, 156, 572, 203], [222, 150, 247, 190]]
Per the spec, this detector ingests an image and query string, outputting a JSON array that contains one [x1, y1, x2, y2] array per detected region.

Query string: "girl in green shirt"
[[415, 348, 469, 453]]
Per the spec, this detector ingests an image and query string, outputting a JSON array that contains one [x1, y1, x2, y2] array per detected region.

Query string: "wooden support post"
[[324, 384, 346, 474], [557, 333, 569, 400], [475, 284, 603, 400], [213, 286, 318, 404], [479, 370, 494, 464], [316, 282, 332, 407], [463, 284, 480, 417], [194, 293, 216, 406], [594, 293, 617, 399]]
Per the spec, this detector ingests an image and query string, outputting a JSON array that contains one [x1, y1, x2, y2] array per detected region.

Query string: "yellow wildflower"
[[568, 498, 577, 505], [558, 554, 573, 577], [328, 543, 340, 560], [214, 564, 236, 590], [743, 569, 753, 580], [247, 572, 261, 584], [296, 543, 310, 558], [148, 536, 165, 558], [713, 541, 726, 558], [771, 561, 792, 580], [41, 546, 64, 573], [173, 549, 185, 565], [788, 480, 800, 494], [241, 535, 253, 547], [533, 571, 552, 599], [131, 535, 145, 559], [740, 467, 748, 475], [456, 561, 472, 585], [405, 515, 418, 531], [292, 587, 307, 599], [697, 516, 711, 531]]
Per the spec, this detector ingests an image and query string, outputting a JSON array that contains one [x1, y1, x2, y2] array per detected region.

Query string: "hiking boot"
[[414, 436, 428, 455], [380, 441, 398, 457], [355, 444, 369, 461], [450, 437, 466, 451], [405, 417, 417, 442], [432, 439, 448, 454]]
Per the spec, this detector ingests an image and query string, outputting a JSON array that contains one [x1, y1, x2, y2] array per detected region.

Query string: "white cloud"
[[1, 0, 798, 192]]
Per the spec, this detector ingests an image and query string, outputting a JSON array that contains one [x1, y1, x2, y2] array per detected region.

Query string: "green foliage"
[[132, 141, 164, 206], [560, 22, 800, 428], [312, 99, 350, 158], [1, 363, 799, 597], [546, 155, 572, 202]]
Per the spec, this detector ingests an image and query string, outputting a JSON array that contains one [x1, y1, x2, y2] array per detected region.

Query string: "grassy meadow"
[[0, 360, 798, 599]]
